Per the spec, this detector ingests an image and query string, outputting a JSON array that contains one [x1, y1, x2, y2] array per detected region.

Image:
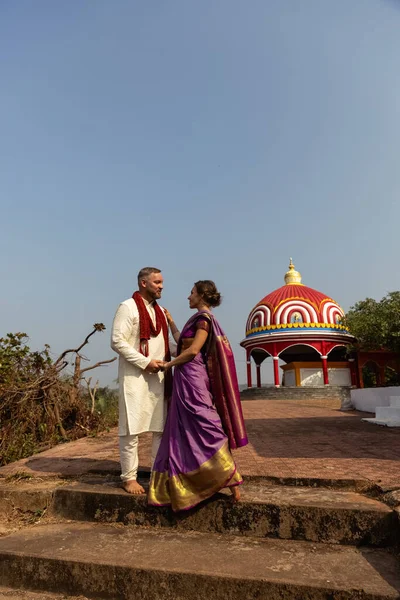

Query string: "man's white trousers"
[[119, 432, 163, 481]]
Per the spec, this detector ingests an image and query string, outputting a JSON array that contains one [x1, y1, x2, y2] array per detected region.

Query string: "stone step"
[[362, 417, 400, 428], [240, 386, 350, 402], [0, 480, 55, 518], [376, 407, 400, 420], [0, 523, 399, 600], [52, 479, 397, 546]]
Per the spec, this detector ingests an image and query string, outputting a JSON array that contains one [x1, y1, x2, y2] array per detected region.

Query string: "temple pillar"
[[256, 364, 261, 388], [321, 355, 329, 385], [358, 361, 364, 388], [246, 356, 252, 388], [273, 356, 280, 387]]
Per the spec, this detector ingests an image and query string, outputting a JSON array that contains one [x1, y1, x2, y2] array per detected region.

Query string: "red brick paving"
[[1, 399, 399, 490], [237, 399, 400, 488]]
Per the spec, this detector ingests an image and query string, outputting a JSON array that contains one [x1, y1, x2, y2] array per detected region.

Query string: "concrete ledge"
[[362, 418, 400, 428], [351, 387, 400, 413], [0, 524, 399, 600], [0, 481, 58, 518], [241, 386, 351, 404], [52, 481, 397, 546]]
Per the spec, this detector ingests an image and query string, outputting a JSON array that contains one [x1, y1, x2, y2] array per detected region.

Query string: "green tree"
[[343, 292, 400, 354]]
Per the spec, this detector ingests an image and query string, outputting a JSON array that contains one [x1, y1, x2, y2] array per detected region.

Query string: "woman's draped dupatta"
[[206, 315, 248, 449], [181, 311, 248, 450]]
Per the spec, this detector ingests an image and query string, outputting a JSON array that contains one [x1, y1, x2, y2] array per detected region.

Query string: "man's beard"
[[149, 290, 161, 300]]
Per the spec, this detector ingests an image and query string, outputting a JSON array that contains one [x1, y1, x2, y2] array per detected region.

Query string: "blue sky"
[[1, 0, 399, 385]]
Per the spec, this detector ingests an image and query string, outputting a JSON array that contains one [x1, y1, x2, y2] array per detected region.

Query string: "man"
[[111, 267, 170, 494]]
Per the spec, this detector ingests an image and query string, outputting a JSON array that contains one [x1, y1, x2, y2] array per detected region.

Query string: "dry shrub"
[[0, 325, 117, 466]]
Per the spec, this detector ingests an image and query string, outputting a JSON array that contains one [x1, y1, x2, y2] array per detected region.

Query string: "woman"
[[148, 280, 248, 512]]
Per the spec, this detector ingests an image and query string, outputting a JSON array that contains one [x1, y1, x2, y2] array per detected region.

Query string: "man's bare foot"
[[122, 480, 145, 495], [230, 486, 241, 502]]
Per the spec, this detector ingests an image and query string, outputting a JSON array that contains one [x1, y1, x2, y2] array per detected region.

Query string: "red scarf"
[[132, 291, 172, 399]]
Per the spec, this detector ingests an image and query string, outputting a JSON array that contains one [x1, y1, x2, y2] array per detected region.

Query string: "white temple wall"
[[299, 367, 351, 387], [284, 371, 296, 386], [328, 368, 351, 386], [351, 386, 400, 412], [300, 368, 323, 387]]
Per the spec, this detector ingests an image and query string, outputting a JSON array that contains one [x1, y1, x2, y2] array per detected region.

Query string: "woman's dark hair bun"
[[194, 280, 222, 308]]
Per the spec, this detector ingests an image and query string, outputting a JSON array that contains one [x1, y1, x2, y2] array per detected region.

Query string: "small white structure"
[[351, 386, 400, 412], [362, 395, 400, 427], [282, 362, 351, 388]]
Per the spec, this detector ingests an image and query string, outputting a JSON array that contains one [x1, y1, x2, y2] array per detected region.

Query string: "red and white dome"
[[241, 260, 355, 389], [246, 260, 345, 335], [243, 260, 352, 344]]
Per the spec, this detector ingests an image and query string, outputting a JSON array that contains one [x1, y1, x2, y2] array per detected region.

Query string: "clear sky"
[[1, 0, 399, 386]]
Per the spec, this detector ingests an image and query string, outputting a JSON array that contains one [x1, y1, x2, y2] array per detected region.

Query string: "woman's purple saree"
[[148, 310, 248, 512]]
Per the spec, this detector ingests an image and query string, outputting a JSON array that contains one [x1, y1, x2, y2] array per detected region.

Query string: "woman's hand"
[[157, 360, 171, 371], [163, 308, 174, 326]]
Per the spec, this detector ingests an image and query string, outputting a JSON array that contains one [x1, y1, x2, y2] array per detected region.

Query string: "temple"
[[240, 260, 357, 388]]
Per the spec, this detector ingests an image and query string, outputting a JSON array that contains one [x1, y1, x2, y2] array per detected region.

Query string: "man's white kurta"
[[111, 298, 167, 436]]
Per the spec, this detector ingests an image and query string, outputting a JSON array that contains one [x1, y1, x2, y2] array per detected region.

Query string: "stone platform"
[[0, 398, 399, 599], [1, 399, 399, 489], [1, 523, 400, 600], [241, 385, 351, 405]]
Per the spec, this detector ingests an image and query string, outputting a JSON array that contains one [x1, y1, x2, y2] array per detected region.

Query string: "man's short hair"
[[137, 267, 162, 286]]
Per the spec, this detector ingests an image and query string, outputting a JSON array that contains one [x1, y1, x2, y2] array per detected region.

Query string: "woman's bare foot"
[[230, 486, 241, 502], [122, 480, 145, 495]]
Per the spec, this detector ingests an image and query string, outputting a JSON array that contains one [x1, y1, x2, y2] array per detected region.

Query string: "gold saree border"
[[148, 440, 242, 512]]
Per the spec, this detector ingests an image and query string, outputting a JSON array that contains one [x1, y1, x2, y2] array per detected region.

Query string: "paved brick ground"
[[237, 399, 400, 488], [1, 399, 399, 490]]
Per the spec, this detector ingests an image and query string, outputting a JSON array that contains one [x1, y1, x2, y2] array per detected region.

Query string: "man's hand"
[[145, 359, 161, 374]]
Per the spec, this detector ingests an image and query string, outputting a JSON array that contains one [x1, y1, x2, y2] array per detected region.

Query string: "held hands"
[[145, 359, 171, 374], [145, 359, 163, 374], [157, 360, 171, 372], [144, 307, 175, 374]]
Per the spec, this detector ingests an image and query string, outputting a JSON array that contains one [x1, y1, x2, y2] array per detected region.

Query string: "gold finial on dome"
[[284, 258, 302, 285]]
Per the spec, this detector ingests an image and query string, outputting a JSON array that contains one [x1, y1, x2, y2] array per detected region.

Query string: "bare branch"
[[84, 377, 99, 414], [55, 360, 69, 373], [54, 323, 106, 366], [80, 357, 117, 375], [76, 423, 90, 432]]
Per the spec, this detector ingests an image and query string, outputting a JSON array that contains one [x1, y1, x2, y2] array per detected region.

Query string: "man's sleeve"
[[111, 303, 151, 370]]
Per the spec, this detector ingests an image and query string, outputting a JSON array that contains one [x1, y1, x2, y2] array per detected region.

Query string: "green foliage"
[[385, 366, 399, 386], [94, 386, 119, 423], [343, 292, 400, 354], [0, 331, 118, 466], [362, 364, 378, 388], [0, 333, 51, 385]]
